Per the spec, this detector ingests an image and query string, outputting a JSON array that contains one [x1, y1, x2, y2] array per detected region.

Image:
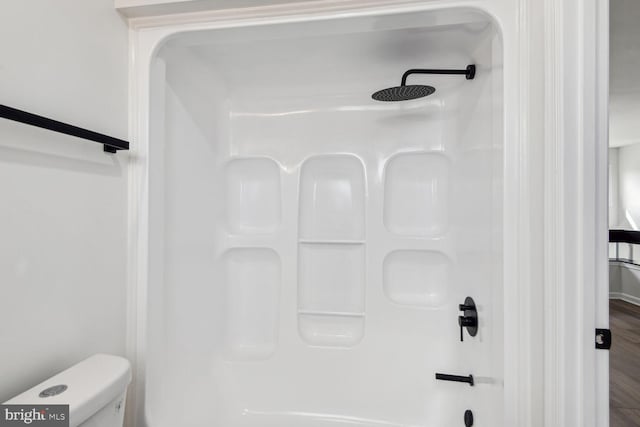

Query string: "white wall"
[[0, 1, 128, 403], [610, 143, 640, 300], [610, 0, 640, 147], [610, 262, 622, 294], [616, 143, 640, 229], [610, 262, 640, 305]]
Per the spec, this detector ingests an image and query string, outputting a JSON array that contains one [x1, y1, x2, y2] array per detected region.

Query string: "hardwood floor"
[[611, 299, 640, 427]]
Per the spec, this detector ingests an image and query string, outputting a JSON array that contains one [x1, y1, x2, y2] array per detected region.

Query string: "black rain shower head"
[[372, 64, 475, 102], [372, 85, 436, 102]]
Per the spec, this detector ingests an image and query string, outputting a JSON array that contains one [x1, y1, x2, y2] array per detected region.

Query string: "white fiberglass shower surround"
[[129, 2, 542, 427]]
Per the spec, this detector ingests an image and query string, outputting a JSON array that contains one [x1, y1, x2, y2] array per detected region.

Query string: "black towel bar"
[[435, 372, 475, 386], [0, 104, 129, 153]]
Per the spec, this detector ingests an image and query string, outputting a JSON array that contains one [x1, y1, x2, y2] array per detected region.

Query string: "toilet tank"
[[4, 354, 131, 427]]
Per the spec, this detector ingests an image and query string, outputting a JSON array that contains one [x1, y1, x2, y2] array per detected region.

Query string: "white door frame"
[[542, 0, 609, 426]]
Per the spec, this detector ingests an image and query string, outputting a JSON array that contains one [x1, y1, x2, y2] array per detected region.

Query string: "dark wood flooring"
[[611, 299, 640, 426]]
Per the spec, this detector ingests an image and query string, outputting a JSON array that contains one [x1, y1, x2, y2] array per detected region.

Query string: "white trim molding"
[[610, 292, 640, 306], [542, 1, 609, 427]]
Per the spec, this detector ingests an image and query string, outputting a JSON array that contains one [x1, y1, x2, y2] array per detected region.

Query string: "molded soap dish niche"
[[298, 154, 366, 241], [383, 152, 450, 237], [297, 243, 366, 347], [225, 157, 282, 235], [222, 248, 281, 361], [298, 314, 365, 348], [383, 250, 451, 308]]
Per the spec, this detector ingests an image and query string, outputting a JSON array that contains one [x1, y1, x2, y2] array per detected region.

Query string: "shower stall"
[[129, 3, 533, 427]]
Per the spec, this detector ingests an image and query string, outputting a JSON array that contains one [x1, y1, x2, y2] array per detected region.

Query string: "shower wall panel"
[[146, 9, 503, 427]]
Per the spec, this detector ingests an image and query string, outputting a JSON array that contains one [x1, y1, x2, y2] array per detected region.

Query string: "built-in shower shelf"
[[297, 153, 367, 347], [298, 154, 366, 242], [383, 250, 451, 308], [298, 310, 365, 318], [383, 152, 450, 237], [225, 157, 282, 234], [298, 239, 365, 245], [222, 248, 281, 361], [298, 312, 365, 347]]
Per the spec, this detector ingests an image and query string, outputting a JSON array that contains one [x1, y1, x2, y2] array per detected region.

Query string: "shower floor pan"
[[137, 4, 504, 427]]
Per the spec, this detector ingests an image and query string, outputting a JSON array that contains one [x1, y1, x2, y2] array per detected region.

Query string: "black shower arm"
[[401, 64, 476, 86]]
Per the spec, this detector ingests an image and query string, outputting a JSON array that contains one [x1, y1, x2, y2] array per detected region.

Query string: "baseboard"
[[610, 292, 640, 306]]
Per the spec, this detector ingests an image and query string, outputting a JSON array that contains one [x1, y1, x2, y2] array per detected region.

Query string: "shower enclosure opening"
[[143, 7, 504, 427]]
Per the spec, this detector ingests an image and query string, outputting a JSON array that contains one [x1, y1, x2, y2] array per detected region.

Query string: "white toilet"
[[4, 354, 131, 427]]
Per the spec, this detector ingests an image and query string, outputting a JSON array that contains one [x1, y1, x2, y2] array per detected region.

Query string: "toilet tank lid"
[[4, 354, 131, 427]]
